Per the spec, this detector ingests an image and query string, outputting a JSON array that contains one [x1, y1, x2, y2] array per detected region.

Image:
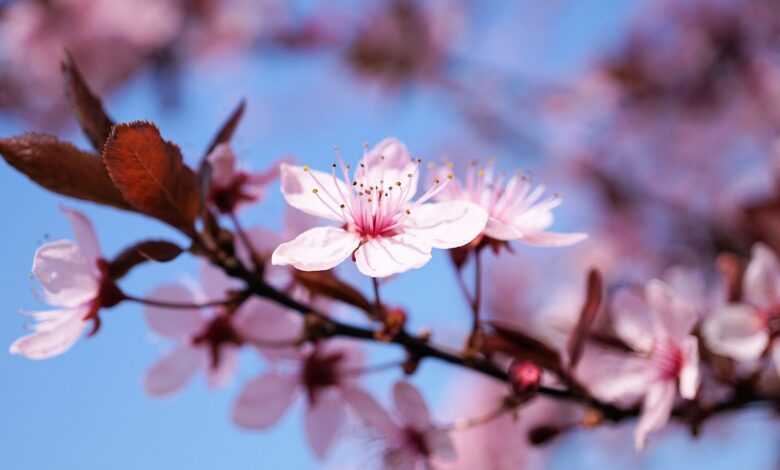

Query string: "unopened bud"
[[508, 360, 541, 396], [528, 425, 561, 446]]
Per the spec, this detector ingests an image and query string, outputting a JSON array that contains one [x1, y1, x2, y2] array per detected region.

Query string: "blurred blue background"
[[1, 1, 778, 469]]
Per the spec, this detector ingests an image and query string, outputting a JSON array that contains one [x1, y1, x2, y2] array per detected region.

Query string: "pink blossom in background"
[[433, 161, 586, 247], [704, 243, 780, 372], [206, 143, 282, 213], [272, 138, 488, 277], [10, 207, 120, 359], [593, 278, 701, 449], [346, 381, 456, 470], [143, 263, 301, 397], [233, 339, 364, 458]]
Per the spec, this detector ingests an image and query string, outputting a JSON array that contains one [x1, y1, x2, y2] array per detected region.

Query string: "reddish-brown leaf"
[[61, 52, 114, 151], [567, 268, 603, 369], [203, 99, 246, 159], [103, 122, 201, 234], [0, 133, 130, 210], [108, 240, 184, 280], [293, 270, 374, 313], [485, 321, 562, 372]]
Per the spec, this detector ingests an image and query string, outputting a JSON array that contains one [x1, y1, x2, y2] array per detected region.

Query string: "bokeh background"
[[2, 0, 780, 468]]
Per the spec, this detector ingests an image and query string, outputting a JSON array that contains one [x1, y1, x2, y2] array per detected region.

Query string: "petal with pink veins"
[[143, 284, 205, 340], [32, 240, 100, 308], [9, 307, 88, 360], [591, 358, 652, 401], [678, 336, 700, 400], [645, 279, 697, 340], [634, 381, 676, 450], [354, 234, 432, 278], [144, 346, 205, 397], [359, 138, 418, 200], [611, 288, 654, 353], [404, 201, 487, 249], [702, 304, 767, 362], [280, 163, 351, 222], [342, 386, 401, 443], [232, 373, 299, 430], [61, 207, 102, 269], [272, 227, 361, 272], [305, 390, 348, 458], [744, 243, 780, 309], [393, 381, 432, 431]]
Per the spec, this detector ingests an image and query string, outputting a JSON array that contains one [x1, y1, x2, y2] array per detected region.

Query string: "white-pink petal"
[[61, 207, 102, 269], [611, 288, 654, 353], [426, 428, 457, 462], [393, 381, 432, 431], [32, 240, 99, 308], [143, 284, 205, 340], [207, 143, 237, 188], [280, 163, 350, 222], [272, 227, 360, 272], [305, 391, 348, 458], [232, 373, 299, 430], [234, 298, 302, 360], [144, 346, 205, 397], [342, 386, 401, 443], [360, 138, 418, 201], [678, 336, 700, 400], [743, 243, 780, 309], [645, 279, 697, 340], [517, 231, 588, 247], [634, 381, 676, 450], [354, 234, 432, 278], [702, 304, 767, 362], [9, 307, 89, 360], [404, 201, 487, 249], [206, 345, 239, 388]]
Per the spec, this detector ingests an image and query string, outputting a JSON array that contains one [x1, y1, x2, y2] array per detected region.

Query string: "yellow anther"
[[303, 165, 310, 172], [312, 188, 319, 193]]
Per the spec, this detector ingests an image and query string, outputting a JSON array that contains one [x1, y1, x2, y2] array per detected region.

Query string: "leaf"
[[293, 270, 373, 313], [485, 321, 562, 372], [103, 122, 201, 234], [566, 268, 603, 369], [108, 240, 184, 280], [61, 52, 115, 151], [0, 133, 130, 210], [203, 99, 246, 159]]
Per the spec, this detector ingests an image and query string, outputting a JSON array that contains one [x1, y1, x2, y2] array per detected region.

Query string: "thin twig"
[[124, 294, 238, 310]]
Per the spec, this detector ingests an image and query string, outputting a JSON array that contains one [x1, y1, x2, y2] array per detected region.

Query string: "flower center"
[[301, 349, 345, 405], [303, 155, 451, 240], [757, 305, 780, 336], [192, 313, 244, 369], [403, 427, 430, 457], [209, 172, 255, 213]]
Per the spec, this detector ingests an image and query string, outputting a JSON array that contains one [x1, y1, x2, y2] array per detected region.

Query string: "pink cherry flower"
[[703, 244, 780, 372], [345, 381, 456, 469], [232, 339, 364, 458], [433, 162, 587, 247], [206, 143, 281, 213], [144, 263, 301, 397], [10, 207, 122, 360], [593, 279, 700, 450], [271, 138, 488, 278]]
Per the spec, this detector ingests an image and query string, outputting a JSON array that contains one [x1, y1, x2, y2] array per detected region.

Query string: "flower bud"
[[508, 359, 541, 396]]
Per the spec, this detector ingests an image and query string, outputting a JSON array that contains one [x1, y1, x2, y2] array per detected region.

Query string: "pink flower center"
[[303, 157, 450, 240], [192, 313, 244, 369], [301, 349, 345, 404], [403, 427, 430, 457], [653, 339, 684, 380], [209, 171, 255, 213], [82, 259, 126, 336]]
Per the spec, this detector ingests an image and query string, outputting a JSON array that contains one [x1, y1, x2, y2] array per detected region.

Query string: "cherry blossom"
[[703, 243, 780, 372], [593, 278, 700, 449], [433, 161, 586, 247], [345, 381, 456, 470], [10, 208, 122, 360], [271, 138, 488, 277], [144, 263, 301, 397], [206, 143, 282, 213], [232, 340, 364, 458]]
